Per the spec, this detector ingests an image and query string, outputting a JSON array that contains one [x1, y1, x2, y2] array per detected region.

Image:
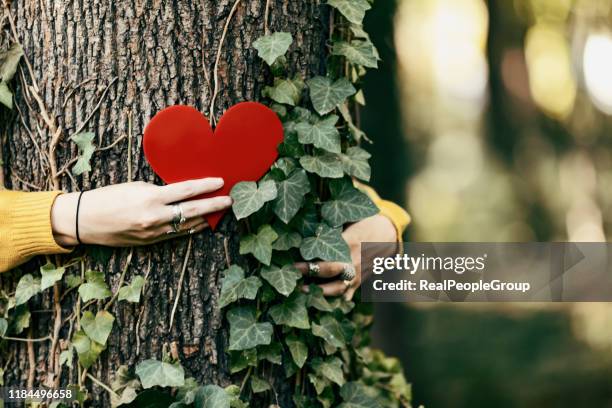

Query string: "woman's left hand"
[[295, 214, 398, 300]]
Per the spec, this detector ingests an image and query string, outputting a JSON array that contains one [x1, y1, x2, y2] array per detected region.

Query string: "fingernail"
[[223, 196, 233, 206], [301, 285, 309, 293], [211, 177, 224, 187]]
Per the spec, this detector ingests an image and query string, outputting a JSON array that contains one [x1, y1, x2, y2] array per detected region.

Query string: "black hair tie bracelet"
[[76, 191, 84, 245]]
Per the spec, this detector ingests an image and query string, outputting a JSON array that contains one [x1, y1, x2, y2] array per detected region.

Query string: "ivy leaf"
[[250, 376, 271, 394], [117, 276, 146, 303], [306, 284, 334, 312], [65, 274, 83, 288], [239, 225, 278, 265], [300, 153, 344, 178], [322, 182, 378, 227], [332, 40, 378, 68], [340, 146, 371, 181], [59, 346, 73, 368], [81, 310, 114, 345], [286, 334, 308, 368], [312, 315, 346, 348], [227, 306, 273, 351], [15, 274, 41, 305], [327, 0, 371, 25], [338, 382, 382, 408], [219, 265, 262, 308], [225, 385, 248, 408], [71, 132, 96, 176], [272, 223, 302, 251], [258, 342, 282, 365], [307, 77, 356, 116], [269, 292, 310, 329], [0, 318, 7, 337], [263, 77, 304, 106], [40, 262, 66, 291], [230, 349, 257, 374], [0, 43, 24, 82], [72, 330, 105, 369], [300, 224, 351, 263], [231, 180, 277, 220], [135, 359, 185, 389], [194, 385, 230, 408], [273, 157, 298, 176], [308, 374, 330, 396], [78, 270, 112, 302], [291, 201, 319, 236], [312, 357, 345, 386], [261, 265, 301, 298], [253, 32, 293, 65], [273, 169, 310, 223], [0, 82, 13, 109], [295, 115, 341, 153], [10, 306, 30, 334]]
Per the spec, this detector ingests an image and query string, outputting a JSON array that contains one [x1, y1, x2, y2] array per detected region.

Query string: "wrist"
[[51, 192, 80, 247]]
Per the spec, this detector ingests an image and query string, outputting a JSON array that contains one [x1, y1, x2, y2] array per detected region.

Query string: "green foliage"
[[117, 276, 146, 303], [73, 330, 104, 369], [239, 224, 278, 265], [263, 77, 304, 106], [14, 274, 41, 305], [0, 43, 24, 109], [227, 306, 273, 351], [70, 132, 96, 176], [295, 115, 341, 153], [307, 77, 356, 115], [268, 292, 310, 329], [81, 310, 114, 345], [260, 264, 301, 296], [273, 169, 310, 223], [231, 181, 277, 220], [321, 179, 379, 227], [252, 32, 293, 65], [332, 41, 379, 68], [326, 0, 371, 25], [300, 153, 344, 178], [78, 270, 112, 302], [300, 224, 352, 263], [219, 265, 262, 308], [135, 359, 185, 389], [40, 262, 66, 291]]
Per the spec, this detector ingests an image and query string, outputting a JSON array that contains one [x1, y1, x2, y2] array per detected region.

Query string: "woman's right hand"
[[51, 178, 232, 247]]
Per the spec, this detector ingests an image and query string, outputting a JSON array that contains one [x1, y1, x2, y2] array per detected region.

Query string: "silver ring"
[[339, 264, 356, 281], [308, 262, 320, 277], [171, 204, 186, 232]]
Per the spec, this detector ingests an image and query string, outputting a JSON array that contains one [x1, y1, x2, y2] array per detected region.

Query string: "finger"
[[168, 216, 208, 234], [152, 220, 208, 244], [314, 280, 349, 297], [294, 262, 347, 278], [178, 196, 233, 218], [159, 178, 224, 204], [344, 286, 357, 301]]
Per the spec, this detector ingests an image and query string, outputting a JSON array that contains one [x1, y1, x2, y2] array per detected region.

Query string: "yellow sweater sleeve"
[[355, 182, 411, 241], [0, 191, 72, 272]]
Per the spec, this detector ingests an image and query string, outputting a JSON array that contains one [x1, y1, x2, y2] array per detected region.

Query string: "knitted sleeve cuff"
[[10, 191, 73, 260]]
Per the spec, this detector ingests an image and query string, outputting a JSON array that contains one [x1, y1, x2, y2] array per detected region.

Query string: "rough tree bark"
[[1, 1, 328, 405]]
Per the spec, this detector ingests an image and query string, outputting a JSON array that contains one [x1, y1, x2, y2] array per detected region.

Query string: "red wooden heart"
[[143, 102, 284, 230]]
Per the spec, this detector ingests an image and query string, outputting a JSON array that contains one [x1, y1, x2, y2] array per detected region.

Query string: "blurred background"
[[360, 0, 612, 406]]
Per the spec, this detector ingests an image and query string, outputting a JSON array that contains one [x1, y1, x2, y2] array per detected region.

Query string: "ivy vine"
[[0, 1, 411, 407]]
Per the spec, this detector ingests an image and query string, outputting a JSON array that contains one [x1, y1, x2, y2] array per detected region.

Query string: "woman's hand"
[[51, 178, 232, 247], [296, 214, 398, 300]]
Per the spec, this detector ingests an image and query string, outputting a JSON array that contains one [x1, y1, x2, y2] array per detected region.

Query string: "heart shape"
[[143, 102, 284, 230]]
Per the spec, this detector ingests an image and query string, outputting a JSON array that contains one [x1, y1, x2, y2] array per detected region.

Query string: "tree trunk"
[[1, 1, 327, 405]]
